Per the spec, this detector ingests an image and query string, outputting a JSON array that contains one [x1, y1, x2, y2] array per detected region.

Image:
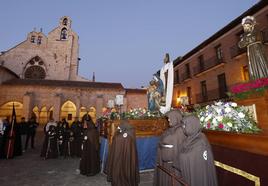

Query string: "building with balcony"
[[172, 1, 268, 107]]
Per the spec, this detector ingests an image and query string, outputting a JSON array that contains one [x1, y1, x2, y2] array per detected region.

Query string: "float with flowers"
[[97, 107, 168, 142], [195, 101, 260, 133]]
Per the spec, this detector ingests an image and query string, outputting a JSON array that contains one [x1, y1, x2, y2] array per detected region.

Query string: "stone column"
[[22, 92, 33, 121], [75, 95, 81, 118], [53, 93, 62, 122], [95, 95, 104, 118]]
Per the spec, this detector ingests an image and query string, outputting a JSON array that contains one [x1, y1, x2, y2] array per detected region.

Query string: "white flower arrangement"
[[123, 107, 163, 119], [195, 101, 260, 133]]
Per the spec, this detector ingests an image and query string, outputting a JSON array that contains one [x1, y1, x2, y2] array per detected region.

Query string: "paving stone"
[[0, 132, 154, 186]]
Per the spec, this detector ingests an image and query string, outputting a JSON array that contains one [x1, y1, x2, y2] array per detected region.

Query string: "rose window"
[[24, 65, 46, 79]]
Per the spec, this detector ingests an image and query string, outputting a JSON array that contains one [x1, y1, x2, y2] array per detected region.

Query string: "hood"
[[182, 115, 202, 136], [165, 110, 183, 127]]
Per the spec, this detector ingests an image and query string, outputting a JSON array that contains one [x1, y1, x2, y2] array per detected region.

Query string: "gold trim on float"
[[214, 160, 260, 186]]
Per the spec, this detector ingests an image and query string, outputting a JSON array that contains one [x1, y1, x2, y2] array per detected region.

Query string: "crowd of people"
[[40, 116, 101, 177], [0, 116, 38, 159], [1, 110, 218, 186], [40, 118, 83, 159]]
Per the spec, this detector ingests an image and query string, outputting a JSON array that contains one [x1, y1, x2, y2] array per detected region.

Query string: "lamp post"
[[115, 95, 124, 118]]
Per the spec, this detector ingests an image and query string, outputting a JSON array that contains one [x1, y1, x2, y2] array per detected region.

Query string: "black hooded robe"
[[79, 120, 100, 176], [41, 126, 58, 159], [154, 110, 186, 186], [179, 115, 218, 186], [73, 123, 83, 157], [106, 121, 140, 186], [13, 123, 22, 156]]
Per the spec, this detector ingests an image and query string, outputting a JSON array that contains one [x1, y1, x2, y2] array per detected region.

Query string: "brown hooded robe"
[[79, 119, 100, 176], [179, 115, 218, 186], [107, 121, 140, 186], [154, 110, 186, 186]]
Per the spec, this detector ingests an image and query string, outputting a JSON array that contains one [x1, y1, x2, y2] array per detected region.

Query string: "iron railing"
[[181, 72, 191, 82], [229, 44, 247, 59], [193, 56, 225, 76], [261, 27, 268, 43]]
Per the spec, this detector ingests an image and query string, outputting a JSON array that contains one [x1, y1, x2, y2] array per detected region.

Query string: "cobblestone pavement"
[[0, 131, 154, 186]]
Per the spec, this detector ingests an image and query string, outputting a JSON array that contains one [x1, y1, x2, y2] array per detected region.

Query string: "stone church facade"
[[0, 16, 147, 124]]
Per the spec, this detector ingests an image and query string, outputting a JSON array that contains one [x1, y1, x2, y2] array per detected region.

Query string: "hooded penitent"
[[153, 109, 186, 186], [106, 120, 140, 186], [79, 117, 100, 176], [43, 125, 58, 159], [179, 115, 218, 186]]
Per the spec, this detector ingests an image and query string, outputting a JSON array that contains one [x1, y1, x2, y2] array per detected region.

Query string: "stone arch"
[[60, 28, 67, 40], [79, 106, 87, 121], [0, 101, 23, 122], [60, 100, 76, 124], [62, 18, 68, 26], [88, 106, 97, 123]]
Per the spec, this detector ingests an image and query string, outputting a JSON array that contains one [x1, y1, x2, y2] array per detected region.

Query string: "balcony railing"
[[195, 88, 229, 104], [181, 72, 191, 82], [229, 43, 247, 59], [193, 56, 225, 76], [174, 77, 180, 85], [262, 27, 268, 43]]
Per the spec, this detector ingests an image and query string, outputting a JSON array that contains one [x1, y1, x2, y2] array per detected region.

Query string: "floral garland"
[[195, 101, 260, 133], [97, 107, 164, 121], [123, 108, 163, 119]]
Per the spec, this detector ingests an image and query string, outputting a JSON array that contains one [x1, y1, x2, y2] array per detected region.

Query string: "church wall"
[[0, 16, 81, 81], [0, 16, 148, 123], [125, 93, 148, 111], [47, 20, 79, 81], [0, 68, 18, 84], [0, 84, 133, 122]]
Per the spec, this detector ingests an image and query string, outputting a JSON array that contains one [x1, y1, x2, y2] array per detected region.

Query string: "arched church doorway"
[[0, 101, 23, 122], [79, 106, 97, 124], [61, 100, 76, 125]]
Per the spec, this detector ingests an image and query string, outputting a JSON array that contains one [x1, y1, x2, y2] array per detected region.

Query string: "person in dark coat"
[[25, 117, 39, 150], [106, 120, 140, 186], [71, 118, 83, 157], [0, 119, 8, 158], [79, 115, 100, 176], [179, 115, 218, 186], [153, 109, 186, 186], [13, 120, 22, 156]]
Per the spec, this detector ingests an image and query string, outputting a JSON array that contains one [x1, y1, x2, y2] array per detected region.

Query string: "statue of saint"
[[238, 16, 268, 80], [147, 53, 174, 113], [159, 53, 174, 114], [147, 79, 162, 111]]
